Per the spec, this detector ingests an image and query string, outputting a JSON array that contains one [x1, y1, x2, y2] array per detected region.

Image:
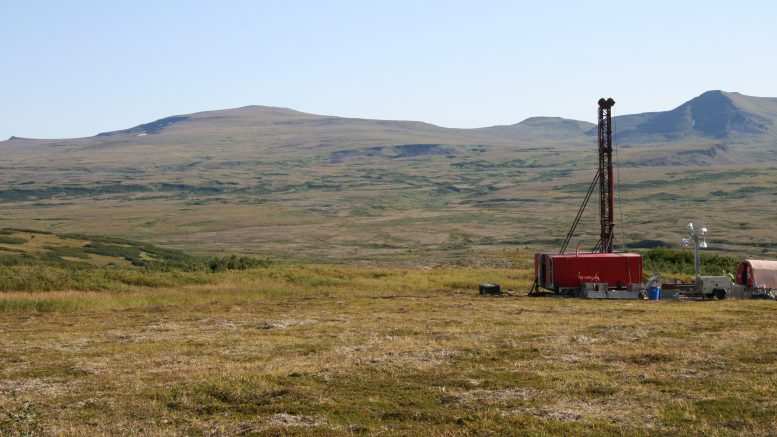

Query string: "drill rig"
[[531, 98, 642, 298]]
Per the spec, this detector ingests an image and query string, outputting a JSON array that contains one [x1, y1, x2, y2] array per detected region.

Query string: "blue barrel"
[[648, 286, 661, 300]]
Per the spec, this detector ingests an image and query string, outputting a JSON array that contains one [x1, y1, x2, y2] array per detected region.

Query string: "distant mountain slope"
[[614, 91, 777, 145], [0, 105, 599, 174], [95, 106, 596, 145], [96, 105, 447, 138], [478, 117, 595, 141], [2, 91, 776, 170]]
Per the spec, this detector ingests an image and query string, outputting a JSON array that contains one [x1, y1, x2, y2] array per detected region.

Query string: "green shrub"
[[43, 245, 90, 258], [0, 229, 272, 292], [206, 255, 271, 273], [84, 242, 144, 263], [642, 248, 738, 277], [0, 252, 271, 292], [0, 235, 27, 244]]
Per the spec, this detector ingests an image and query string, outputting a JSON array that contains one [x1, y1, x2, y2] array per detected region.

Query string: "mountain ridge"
[[5, 90, 777, 148]]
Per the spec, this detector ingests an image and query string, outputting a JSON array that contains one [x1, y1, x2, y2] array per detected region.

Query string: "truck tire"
[[713, 288, 728, 300]]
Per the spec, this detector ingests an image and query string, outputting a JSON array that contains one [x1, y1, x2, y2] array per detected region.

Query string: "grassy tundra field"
[[2, 233, 776, 435], [3, 93, 777, 435]]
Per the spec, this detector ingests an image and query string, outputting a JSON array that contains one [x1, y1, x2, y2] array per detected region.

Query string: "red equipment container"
[[535, 252, 643, 292]]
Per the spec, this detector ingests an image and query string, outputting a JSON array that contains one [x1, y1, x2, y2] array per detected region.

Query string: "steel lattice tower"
[[597, 98, 616, 253]]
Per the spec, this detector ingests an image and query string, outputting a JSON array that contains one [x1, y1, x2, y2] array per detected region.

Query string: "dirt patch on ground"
[[0, 379, 74, 398], [444, 387, 540, 404], [512, 407, 583, 422], [230, 413, 327, 435], [257, 319, 317, 329]]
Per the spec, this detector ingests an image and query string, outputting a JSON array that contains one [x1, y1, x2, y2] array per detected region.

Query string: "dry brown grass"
[[2, 263, 776, 435]]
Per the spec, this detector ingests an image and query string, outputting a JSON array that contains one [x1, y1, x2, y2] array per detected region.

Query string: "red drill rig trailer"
[[534, 252, 643, 293]]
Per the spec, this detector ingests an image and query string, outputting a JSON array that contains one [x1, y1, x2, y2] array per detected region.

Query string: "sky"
[[2, 0, 776, 139]]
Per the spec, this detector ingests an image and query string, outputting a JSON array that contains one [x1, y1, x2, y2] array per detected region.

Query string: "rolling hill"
[[1, 91, 776, 263], [5, 90, 776, 165], [614, 90, 777, 145]]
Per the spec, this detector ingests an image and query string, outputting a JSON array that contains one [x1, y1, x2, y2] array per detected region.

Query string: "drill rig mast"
[[596, 97, 616, 253], [558, 97, 617, 255]]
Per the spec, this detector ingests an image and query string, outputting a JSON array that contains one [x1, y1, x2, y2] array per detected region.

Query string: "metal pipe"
[[694, 237, 700, 281]]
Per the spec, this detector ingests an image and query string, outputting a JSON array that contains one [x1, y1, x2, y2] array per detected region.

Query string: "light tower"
[[683, 222, 708, 280]]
